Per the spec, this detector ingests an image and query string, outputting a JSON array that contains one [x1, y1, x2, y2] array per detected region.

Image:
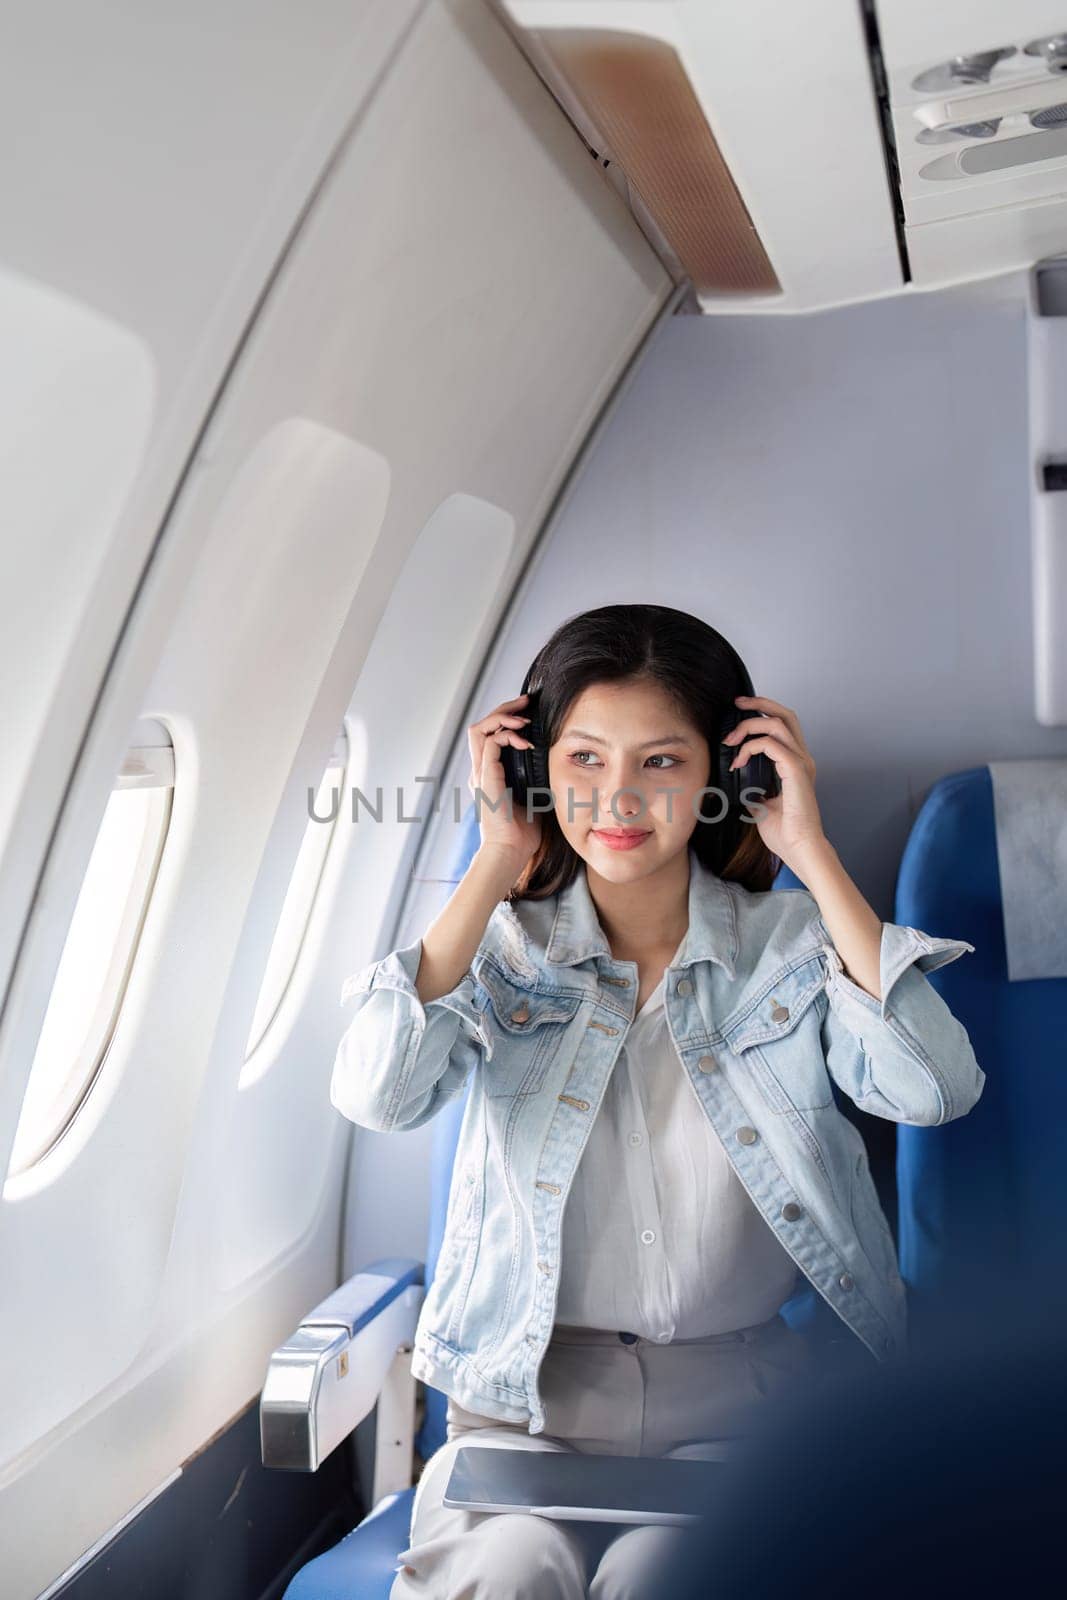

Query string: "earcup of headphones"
[[500, 681, 550, 808], [527, 691, 550, 798], [715, 699, 781, 815]]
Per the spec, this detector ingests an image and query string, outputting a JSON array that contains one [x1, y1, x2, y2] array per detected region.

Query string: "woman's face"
[[547, 676, 712, 881]]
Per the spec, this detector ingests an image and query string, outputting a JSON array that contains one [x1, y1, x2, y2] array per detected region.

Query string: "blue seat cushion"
[[282, 1487, 415, 1600]]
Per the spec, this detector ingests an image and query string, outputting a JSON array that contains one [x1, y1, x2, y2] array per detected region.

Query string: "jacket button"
[[781, 1202, 802, 1221], [510, 1005, 530, 1024], [771, 1004, 789, 1023], [676, 978, 693, 996], [697, 1055, 717, 1073], [838, 1272, 854, 1292], [538, 1261, 551, 1273], [735, 1126, 758, 1145]]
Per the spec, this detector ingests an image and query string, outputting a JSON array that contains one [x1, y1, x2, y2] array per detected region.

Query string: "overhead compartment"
[[493, 0, 906, 314]]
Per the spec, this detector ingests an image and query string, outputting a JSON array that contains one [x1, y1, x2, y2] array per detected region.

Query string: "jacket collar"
[[544, 844, 738, 979]]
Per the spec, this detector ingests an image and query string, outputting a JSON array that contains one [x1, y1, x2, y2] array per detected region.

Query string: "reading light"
[[912, 48, 1016, 93], [1024, 34, 1067, 72]]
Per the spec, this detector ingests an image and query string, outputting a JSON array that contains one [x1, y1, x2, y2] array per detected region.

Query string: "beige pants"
[[389, 1315, 812, 1598]]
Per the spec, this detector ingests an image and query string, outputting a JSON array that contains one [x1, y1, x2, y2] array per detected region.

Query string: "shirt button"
[[676, 978, 693, 996], [735, 1126, 759, 1145], [640, 1229, 656, 1244], [781, 1202, 802, 1221], [628, 1132, 643, 1146], [838, 1272, 854, 1292], [697, 1055, 716, 1073]]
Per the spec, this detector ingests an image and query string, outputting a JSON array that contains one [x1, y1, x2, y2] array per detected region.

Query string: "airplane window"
[[242, 729, 348, 1069], [5, 727, 174, 1181]]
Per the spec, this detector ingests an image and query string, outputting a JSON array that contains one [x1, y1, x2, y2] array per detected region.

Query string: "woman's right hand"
[[466, 692, 543, 868]]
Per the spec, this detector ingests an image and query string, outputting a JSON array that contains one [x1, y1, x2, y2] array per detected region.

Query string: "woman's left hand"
[[722, 694, 829, 871]]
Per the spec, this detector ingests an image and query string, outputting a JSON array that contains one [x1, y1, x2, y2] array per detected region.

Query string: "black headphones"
[[500, 656, 781, 817]]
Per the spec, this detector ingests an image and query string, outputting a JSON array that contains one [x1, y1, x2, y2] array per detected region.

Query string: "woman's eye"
[[569, 751, 681, 770]]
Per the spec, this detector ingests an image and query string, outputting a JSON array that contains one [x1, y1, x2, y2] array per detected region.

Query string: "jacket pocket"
[[473, 963, 583, 1097], [723, 956, 832, 1112]]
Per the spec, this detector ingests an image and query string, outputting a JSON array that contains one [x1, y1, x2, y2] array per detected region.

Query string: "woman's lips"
[[591, 829, 652, 851]]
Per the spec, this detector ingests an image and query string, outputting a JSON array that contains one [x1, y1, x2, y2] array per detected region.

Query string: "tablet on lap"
[[442, 1445, 724, 1526]]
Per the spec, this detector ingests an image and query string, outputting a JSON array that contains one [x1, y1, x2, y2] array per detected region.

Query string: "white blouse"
[[553, 967, 800, 1343]]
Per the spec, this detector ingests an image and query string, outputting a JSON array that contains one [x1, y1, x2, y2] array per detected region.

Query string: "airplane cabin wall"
[[0, 1, 673, 1593]]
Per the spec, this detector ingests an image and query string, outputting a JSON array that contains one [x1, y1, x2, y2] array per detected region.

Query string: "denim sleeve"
[[330, 938, 490, 1133], [815, 917, 985, 1126]]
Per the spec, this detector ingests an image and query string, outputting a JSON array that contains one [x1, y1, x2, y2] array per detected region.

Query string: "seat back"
[[895, 766, 1067, 1337]]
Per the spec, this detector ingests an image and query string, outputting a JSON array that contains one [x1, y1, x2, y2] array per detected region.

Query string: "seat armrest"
[[261, 1256, 424, 1471]]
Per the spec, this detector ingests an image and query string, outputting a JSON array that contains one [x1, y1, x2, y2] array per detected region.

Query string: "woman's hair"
[[508, 604, 781, 903]]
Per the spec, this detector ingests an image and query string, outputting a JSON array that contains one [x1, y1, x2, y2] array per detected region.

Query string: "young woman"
[[331, 603, 984, 1600]]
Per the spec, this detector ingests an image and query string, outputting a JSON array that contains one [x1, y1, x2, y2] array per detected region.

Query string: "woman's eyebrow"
[[561, 728, 694, 748]]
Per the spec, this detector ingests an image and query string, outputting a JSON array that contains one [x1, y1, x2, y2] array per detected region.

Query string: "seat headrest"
[[988, 758, 1067, 981]]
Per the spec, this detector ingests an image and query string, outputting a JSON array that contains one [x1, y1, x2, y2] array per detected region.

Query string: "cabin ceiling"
[[494, 0, 1067, 314]]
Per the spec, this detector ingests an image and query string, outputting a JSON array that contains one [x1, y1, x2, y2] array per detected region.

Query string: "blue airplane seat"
[[282, 1489, 417, 1600], [894, 766, 1067, 1342]]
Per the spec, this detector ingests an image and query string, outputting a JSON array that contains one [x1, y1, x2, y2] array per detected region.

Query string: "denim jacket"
[[331, 845, 984, 1435]]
